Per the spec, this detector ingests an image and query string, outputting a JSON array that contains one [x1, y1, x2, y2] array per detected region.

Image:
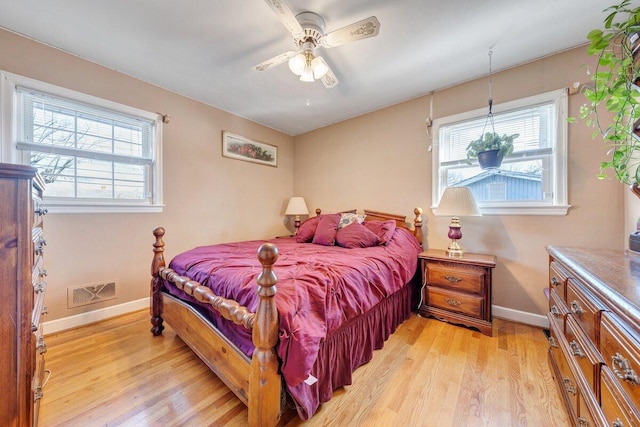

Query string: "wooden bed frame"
[[150, 208, 423, 426]]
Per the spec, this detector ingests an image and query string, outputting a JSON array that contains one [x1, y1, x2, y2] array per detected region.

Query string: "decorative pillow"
[[312, 214, 341, 246], [295, 216, 321, 243], [363, 220, 397, 246], [338, 212, 366, 229], [335, 222, 379, 248]]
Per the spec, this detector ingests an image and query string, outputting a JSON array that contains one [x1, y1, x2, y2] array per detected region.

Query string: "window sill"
[[431, 204, 571, 216], [43, 200, 164, 214]]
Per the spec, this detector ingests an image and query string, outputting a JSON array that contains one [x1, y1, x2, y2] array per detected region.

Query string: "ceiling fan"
[[253, 0, 380, 88]]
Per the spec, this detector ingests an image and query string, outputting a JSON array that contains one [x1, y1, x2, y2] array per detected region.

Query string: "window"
[[1, 71, 163, 213], [432, 89, 569, 215]]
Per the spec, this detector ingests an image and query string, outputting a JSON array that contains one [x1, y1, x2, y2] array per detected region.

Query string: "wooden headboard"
[[314, 208, 423, 245]]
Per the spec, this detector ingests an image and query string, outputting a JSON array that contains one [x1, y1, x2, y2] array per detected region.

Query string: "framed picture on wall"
[[222, 131, 278, 167]]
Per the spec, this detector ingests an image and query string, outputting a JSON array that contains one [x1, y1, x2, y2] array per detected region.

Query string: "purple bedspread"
[[163, 227, 421, 418]]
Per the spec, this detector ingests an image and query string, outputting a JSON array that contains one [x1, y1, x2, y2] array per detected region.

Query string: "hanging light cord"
[[480, 50, 496, 137]]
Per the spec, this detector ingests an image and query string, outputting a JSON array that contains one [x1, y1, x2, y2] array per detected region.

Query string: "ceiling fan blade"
[[320, 65, 339, 89], [320, 16, 380, 48], [263, 0, 305, 39], [253, 50, 298, 72]]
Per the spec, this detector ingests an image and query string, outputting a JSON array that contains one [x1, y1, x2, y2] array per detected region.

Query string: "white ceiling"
[[0, 0, 617, 135]]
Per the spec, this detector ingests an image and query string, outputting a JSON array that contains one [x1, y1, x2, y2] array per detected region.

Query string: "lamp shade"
[[435, 187, 481, 217], [285, 197, 309, 216]]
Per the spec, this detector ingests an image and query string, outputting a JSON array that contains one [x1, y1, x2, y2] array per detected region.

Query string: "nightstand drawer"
[[426, 286, 483, 319], [427, 263, 484, 294]]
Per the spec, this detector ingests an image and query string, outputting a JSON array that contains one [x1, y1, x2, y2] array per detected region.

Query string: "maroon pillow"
[[312, 214, 340, 246], [295, 216, 320, 243], [363, 220, 397, 246], [335, 222, 379, 248]]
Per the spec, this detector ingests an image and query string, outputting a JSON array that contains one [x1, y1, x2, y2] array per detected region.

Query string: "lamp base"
[[446, 240, 463, 257]]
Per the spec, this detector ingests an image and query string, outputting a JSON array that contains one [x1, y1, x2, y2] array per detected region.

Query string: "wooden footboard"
[[150, 228, 282, 426], [149, 207, 423, 426]]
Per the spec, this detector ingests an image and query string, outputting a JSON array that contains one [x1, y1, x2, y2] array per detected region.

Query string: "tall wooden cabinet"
[[547, 246, 640, 426], [0, 163, 47, 427]]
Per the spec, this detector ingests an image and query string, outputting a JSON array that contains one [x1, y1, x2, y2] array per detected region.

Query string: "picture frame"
[[222, 131, 278, 167]]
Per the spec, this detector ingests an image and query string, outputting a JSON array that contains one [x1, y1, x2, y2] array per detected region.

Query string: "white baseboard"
[[43, 297, 150, 335], [493, 305, 549, 329]]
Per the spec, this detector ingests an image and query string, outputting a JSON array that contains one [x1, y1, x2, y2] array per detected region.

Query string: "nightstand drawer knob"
[[444, 297, 461, 306], [444, 275, 462, 283], [550, 305, 560, 316], [551, 276, 560, 286]]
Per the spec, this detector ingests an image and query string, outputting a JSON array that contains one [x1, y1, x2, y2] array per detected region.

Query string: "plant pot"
[[477, 149, 503, 169]]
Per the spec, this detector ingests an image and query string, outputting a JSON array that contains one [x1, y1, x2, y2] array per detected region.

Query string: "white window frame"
[[0, 71, 163, 214], [431, 88, 570, 216]]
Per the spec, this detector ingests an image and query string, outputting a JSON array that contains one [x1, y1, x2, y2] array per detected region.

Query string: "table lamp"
[[285, 196, 309, 234], [435, 186, 481, 257]]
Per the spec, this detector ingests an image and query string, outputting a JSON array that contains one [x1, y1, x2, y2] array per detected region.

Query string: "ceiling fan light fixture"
[[300, 62, 315, 82], [311, 56, 329, 79], [288, 53, 306, 75]]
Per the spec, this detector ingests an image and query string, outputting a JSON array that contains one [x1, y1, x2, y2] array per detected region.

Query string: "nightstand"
[[418, 249, 496, 336]]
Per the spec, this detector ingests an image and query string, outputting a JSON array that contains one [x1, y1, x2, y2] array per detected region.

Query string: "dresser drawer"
[[565, 315, 603, 392], [578, 389, 607, 427], [426, 286, 483, 318], [566, 279, 603, 344], [550, 319, 579, 420], [549, 288, 568, 334], [426, 262, 484, 294], [550, 260, 569, 300], [601, 312, 640, 406], [601, 366, 640, 427]]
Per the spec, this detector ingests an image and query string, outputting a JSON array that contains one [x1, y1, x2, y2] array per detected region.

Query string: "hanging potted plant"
[[576, 0, 640, 190], [466, 131, 519, 169]]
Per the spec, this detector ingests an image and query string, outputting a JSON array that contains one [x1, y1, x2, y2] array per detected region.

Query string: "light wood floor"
[[39, 310, 570, 427]]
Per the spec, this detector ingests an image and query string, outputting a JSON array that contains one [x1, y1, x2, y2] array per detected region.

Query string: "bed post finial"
[[413, 207, 423, 245], [150, 226, 166, 336], [249, 243, 281, 426], [315, 208, 321, 216]]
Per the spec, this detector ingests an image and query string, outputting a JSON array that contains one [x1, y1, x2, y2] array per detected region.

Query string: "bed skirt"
[[288, 277, 417, 419]]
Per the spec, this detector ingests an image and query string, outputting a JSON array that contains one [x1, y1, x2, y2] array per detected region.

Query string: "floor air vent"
[[67, 280, 118, 308]]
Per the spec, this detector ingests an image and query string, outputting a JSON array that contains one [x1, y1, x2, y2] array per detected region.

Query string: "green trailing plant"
[[466, 131, 519, 163], [577, 0, 640, 184]]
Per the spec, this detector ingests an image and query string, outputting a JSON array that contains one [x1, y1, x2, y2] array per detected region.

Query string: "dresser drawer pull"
[[612, 419, 624, 427], [548, 336, 558, 348], [550, 305, 560, 316], [34, 282, 45, 293], [551, 276, 560, 286], [35, 238, 47, 255], [444, 275, 462, 283], [612, 353, 640, 386], [34, 207, 48, 216], [444, 298, 461, 306], [569, 300, 583, 315], [577, 417, 588, 426], [42, 306, 48, 316], [569, 341, 584, 358], [39, 268, 48, 277], [563, 377, 576, 395]]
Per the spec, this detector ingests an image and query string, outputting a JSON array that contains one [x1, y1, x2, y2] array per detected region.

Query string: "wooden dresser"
[[547, 246, 640, 426], [418, 249, 496, 336], [0, 163, 48, 427]]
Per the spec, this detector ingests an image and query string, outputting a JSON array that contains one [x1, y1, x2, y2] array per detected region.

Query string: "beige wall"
[[293, 46, 624, 317], [1, 26, 628, 323], [0, 29, 295, 321]]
